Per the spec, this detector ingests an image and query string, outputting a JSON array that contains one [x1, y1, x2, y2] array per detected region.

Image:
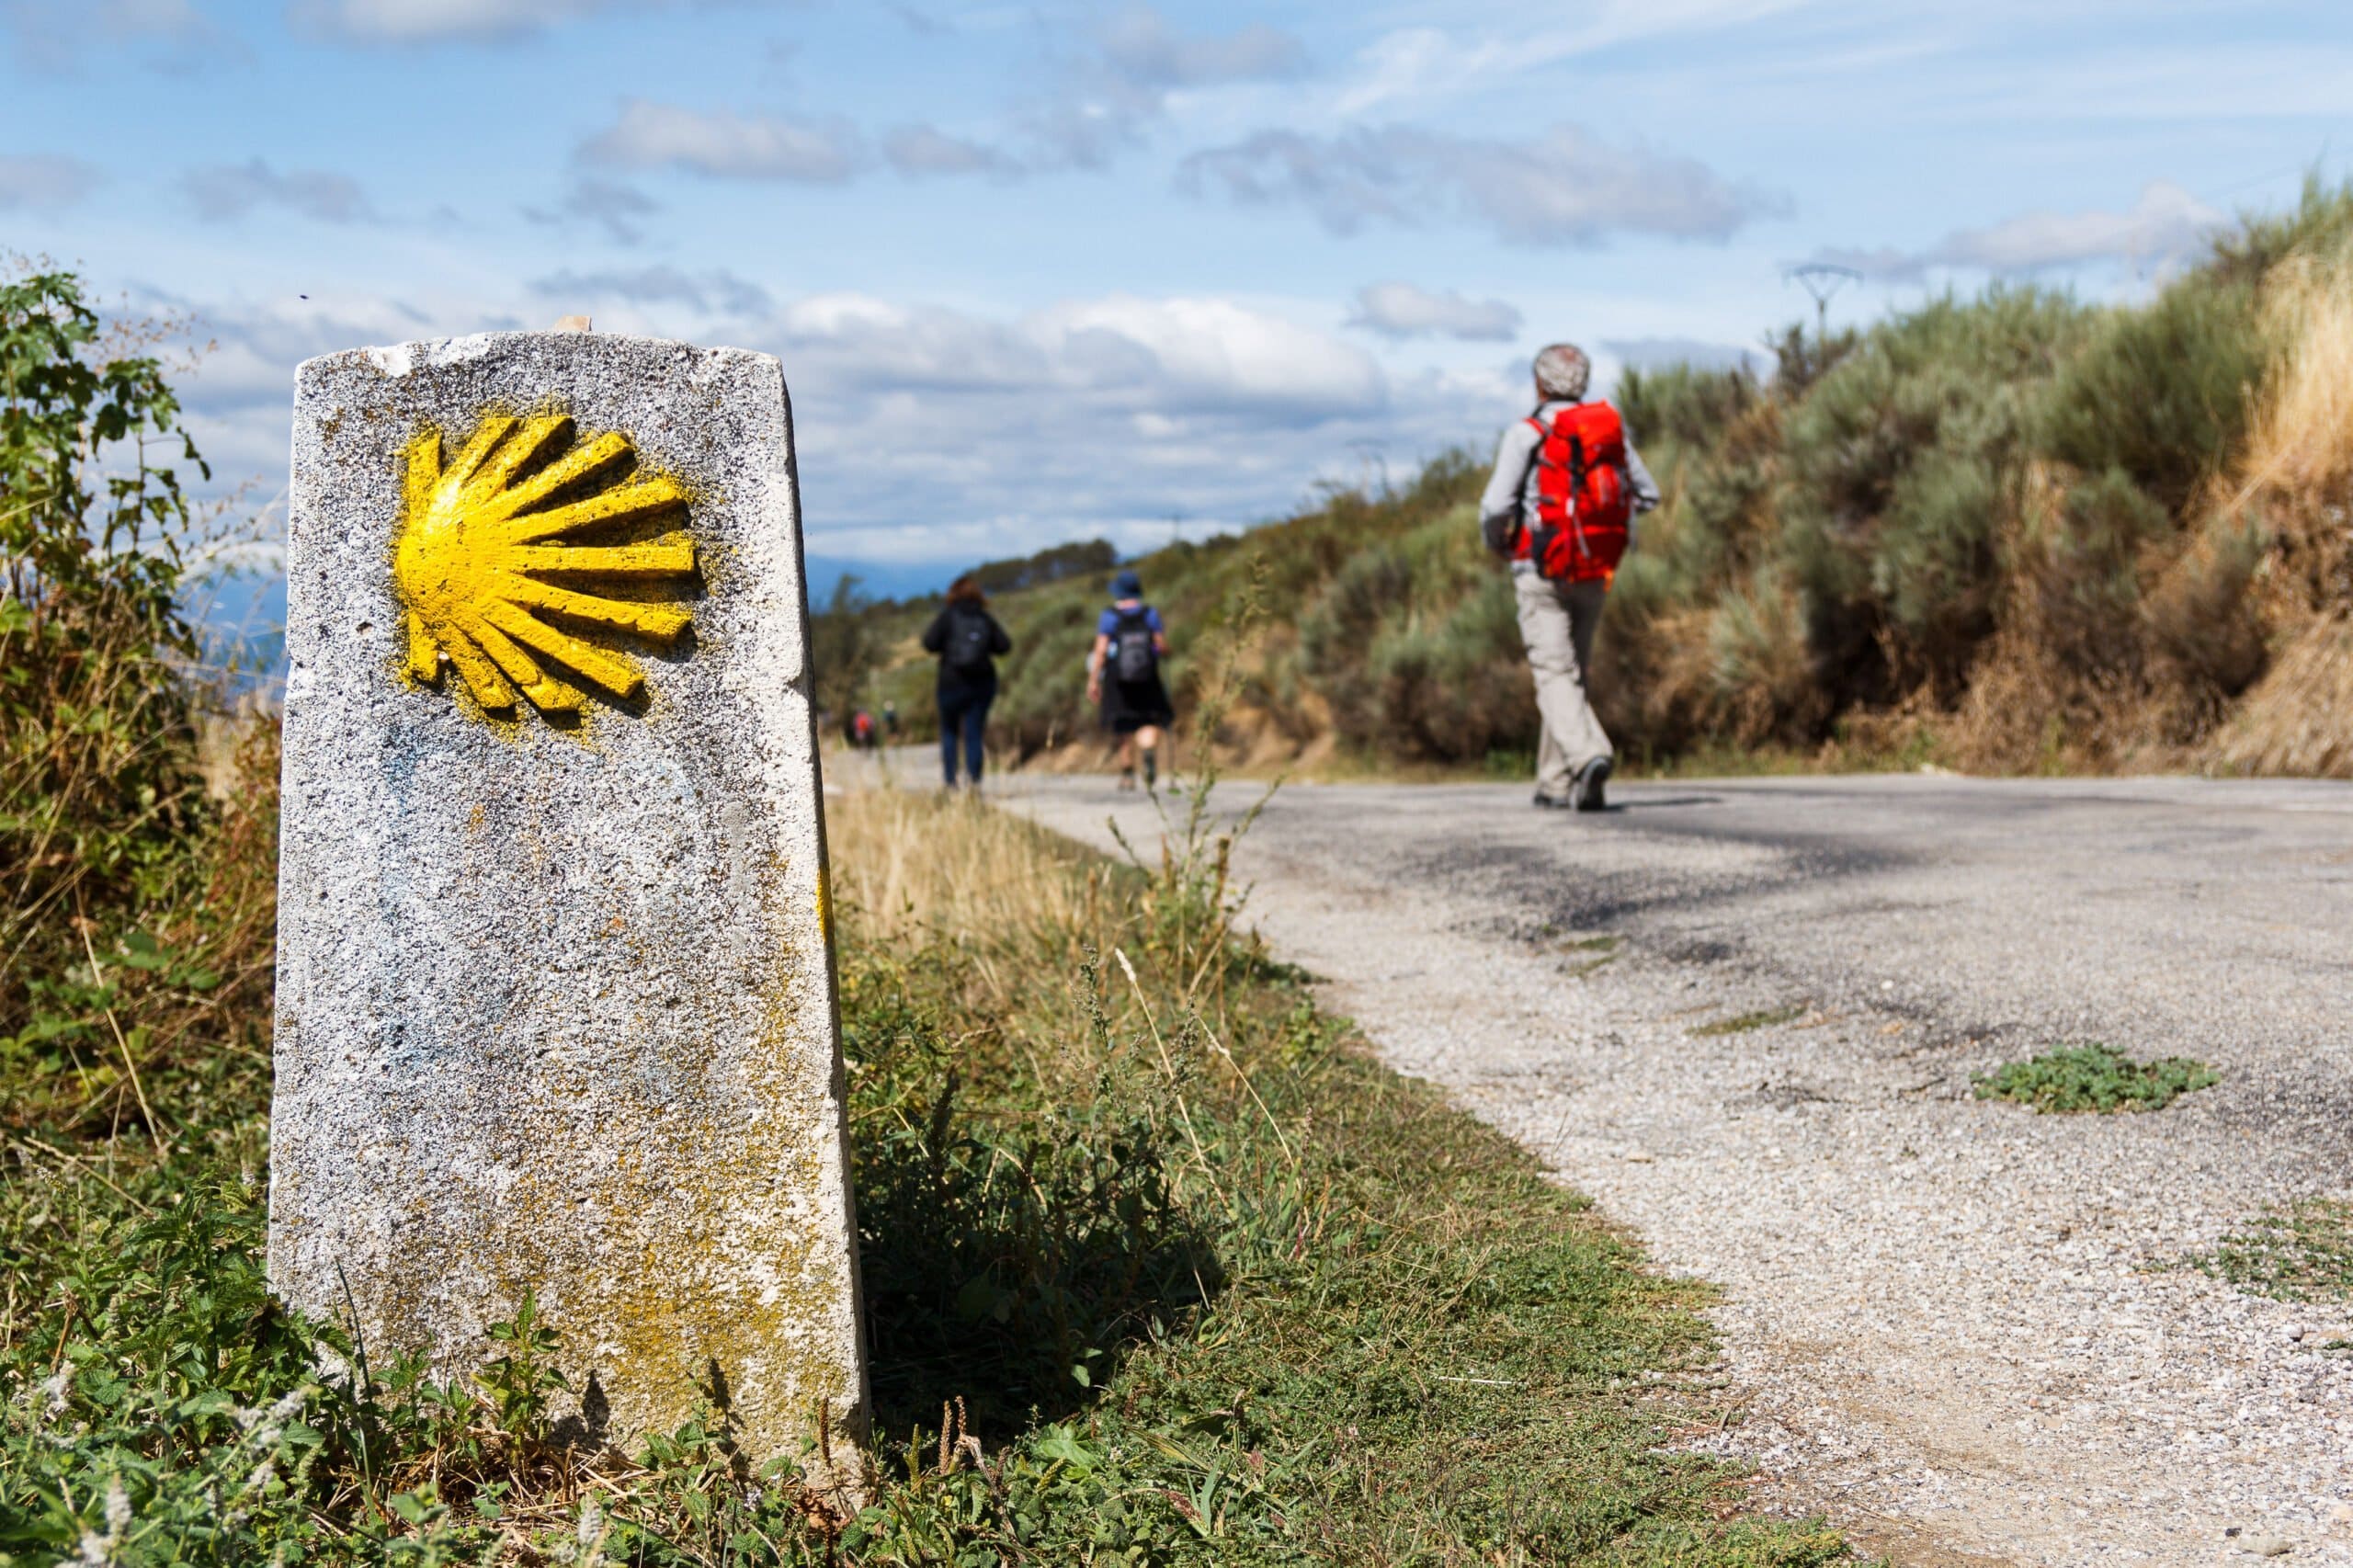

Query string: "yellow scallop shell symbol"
[[392, 412, 695, 720]]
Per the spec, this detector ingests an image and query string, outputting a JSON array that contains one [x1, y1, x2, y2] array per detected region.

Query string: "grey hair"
[[1532, 342, 1590, 403]]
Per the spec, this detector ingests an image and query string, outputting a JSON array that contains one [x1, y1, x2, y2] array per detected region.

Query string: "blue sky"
[[3, 0, 2348, 598]]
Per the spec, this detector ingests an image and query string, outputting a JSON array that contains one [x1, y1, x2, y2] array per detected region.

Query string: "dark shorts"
[[1100, 673, 1173, 733]]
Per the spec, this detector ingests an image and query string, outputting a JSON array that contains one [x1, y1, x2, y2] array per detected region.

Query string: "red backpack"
[[1521, 402, 1632, 585]]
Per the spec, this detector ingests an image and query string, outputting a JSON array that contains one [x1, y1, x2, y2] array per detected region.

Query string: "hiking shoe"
[[1571, 756, 1613, 812], [1532, 790, 1574, 810]]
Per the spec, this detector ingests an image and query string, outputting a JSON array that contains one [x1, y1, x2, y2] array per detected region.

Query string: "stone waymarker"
[[269, 332, 867, 1480]]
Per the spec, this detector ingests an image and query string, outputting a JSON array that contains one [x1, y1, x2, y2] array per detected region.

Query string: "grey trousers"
[[1512, 570, 1612, 797]]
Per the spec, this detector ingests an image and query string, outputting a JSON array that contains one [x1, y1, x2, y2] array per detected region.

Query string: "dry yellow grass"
[[824, 778, 1105, 951], [2238, 248, 2353, 505], [2215, 619, 2353, 776], [2204, 239, 2353, 777]]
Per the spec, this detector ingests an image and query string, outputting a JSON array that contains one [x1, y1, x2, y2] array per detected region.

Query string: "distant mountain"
[[805, 555, 951, 607]]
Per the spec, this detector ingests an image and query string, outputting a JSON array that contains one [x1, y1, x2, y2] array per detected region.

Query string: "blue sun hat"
[[1111, 569, 1142, 598]]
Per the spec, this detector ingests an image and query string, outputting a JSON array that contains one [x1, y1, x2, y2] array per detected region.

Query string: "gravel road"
[[998, 770, 2353, 1568]]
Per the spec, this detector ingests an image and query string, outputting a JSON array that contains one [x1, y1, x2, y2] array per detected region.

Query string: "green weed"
[[1692, 1005, 1808, 1037], [2196, 1199, 2353, 1304], [1972, 1043, 2219, 1114]]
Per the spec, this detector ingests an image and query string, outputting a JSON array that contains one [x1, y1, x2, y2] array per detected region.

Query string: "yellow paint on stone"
[[393, 410, 697, 722]]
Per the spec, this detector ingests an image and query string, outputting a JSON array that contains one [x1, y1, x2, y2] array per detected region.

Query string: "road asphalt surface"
[[987, 768, 2353, 1568]]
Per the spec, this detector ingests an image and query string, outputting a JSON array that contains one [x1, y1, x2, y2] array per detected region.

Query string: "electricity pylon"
[[1784, 263, 1862, 345]]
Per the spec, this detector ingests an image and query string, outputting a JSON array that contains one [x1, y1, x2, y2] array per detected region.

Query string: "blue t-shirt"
[[1097, 604, 1163, 640]]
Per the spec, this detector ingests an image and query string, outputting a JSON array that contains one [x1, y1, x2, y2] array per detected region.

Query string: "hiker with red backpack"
[[1480, 342, 1660, 812], [1087, 569, 1174, 791]]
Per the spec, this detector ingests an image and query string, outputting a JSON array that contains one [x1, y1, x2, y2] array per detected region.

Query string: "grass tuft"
[[1972, 1043, 2218, 1114]]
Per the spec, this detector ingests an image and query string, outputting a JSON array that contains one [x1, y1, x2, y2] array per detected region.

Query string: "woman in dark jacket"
[[919, 574, 1013, 789]]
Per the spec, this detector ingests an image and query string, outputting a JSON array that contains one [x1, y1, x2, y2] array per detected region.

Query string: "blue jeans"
[[938, 682, 994, 785]]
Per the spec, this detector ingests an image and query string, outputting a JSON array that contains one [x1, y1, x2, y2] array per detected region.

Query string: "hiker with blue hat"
[[1086, 568, 1174, 791]]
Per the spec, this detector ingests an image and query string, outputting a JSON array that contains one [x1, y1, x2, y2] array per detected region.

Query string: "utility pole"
[[1783, 263, 1862, 346]]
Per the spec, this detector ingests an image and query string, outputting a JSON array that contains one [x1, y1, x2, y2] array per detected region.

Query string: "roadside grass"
[[2195, 1199, 2353, 1306], [2, 767, 1851, 1564], [1971, 1043, 2219, 1114], [1691, 1006, 1808, 1038], [826, 784, 1851, 1563]]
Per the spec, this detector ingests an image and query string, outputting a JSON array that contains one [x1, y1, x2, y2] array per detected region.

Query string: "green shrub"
[[2146, 511, 2270, 697], [1780, 289, 2087, 692], [1619, 361, 1760, 453], [2041, 273, 2268, 511], [2, 271, 212, 963]]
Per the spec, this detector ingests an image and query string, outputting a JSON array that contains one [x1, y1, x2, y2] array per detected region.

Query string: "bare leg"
[[1137, 724, 1161, 790]]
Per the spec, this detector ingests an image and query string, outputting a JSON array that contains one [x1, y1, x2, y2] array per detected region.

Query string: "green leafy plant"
[[1972, 1043, 2219, 1114]]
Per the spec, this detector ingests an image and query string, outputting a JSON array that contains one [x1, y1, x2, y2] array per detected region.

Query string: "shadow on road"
[[1604, 794, 1723, 812]]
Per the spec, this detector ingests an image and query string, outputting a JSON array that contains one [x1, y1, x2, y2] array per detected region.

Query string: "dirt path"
[[1001, 771, 2353, 1567]]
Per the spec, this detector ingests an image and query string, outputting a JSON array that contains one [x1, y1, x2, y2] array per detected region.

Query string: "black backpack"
[[1111, 607, 1157, 682], [945, 607, 995, 676]]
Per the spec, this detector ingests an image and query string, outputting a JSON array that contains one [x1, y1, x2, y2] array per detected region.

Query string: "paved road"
[[1001, 771, 2353, 1567]]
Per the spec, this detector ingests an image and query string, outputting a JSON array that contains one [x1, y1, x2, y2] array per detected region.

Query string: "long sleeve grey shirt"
[[1478, 400, 1661, 570]]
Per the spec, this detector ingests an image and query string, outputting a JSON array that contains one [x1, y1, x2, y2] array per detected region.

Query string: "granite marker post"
[[269, 331, 867, 1485]]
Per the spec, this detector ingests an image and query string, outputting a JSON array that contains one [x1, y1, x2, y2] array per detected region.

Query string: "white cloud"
[[150, 282, 1518, 585], [183, 159, 375, 223], [1604, 336, 1766, 375], [1327, 0, 1844, 117], [290, 0, 722, 43], [750, 287, 1462, 565], [521, 175, 659, 244], [1024, 4, 1313, 171], [1097, 3, 1307, 88], [0, 153, 105, 210], [1032, 295, 1385, 417], [882, 125, 1019, 179], [581, 99, 865, 182], [1180, 122, 1786, 246], [1934, 180, 2226, 272], [1816, 180, 2231, 280], [530, 266, 773, 316], [3, 0, 220, 68], [1347, 282, 1522, 342]]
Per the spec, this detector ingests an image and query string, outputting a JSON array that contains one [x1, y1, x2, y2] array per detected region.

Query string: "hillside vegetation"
[[844, 179, 2353, 778]]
